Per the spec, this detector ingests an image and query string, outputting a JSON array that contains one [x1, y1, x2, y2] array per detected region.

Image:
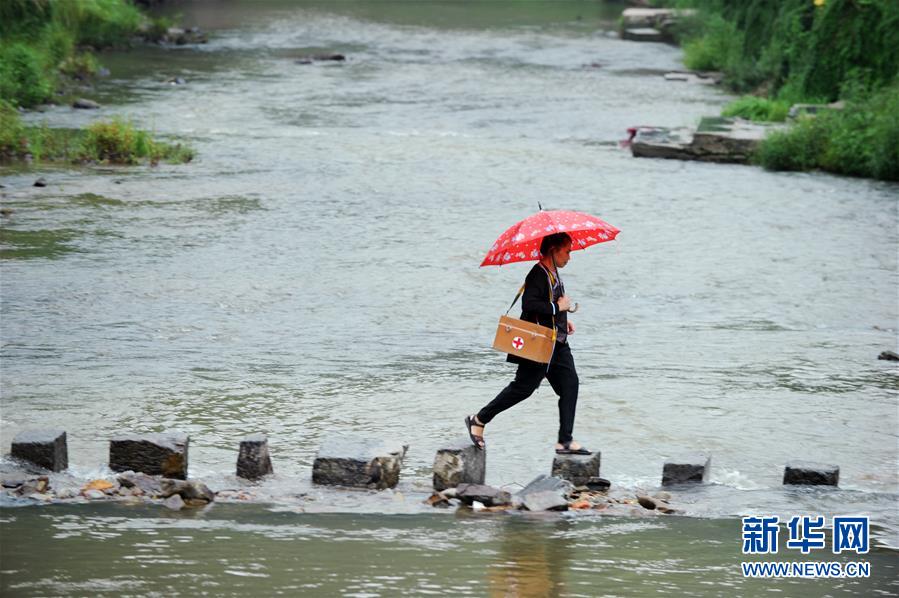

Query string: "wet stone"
[[236, 433, 274, 480], [109, 433, 189, 479], [312, 435, 408, 490], [117, 471, 163, 496], [11, 430, 68, 472], [515, 474, 574, 511], [163, 494, 185, 511], [432, 436, 486, 491], [551, 451, 601, 487], [662, 454, 711, 486], [878, 350, 899, 361], [586, 477, 611, 491], [455, 484, 512, 507], [72, 98, 100, 109], [783, 461, 839, 486], [160, 479, 215, 503]]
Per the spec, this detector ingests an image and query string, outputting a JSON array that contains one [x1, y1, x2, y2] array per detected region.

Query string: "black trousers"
[[477, 342, 579, 444]]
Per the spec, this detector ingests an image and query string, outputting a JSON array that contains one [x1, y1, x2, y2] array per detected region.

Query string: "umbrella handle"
[[568, 302, 579, 314]]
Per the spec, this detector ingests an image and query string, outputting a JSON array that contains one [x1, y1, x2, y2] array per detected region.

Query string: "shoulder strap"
[[505, 285, 525, 315]]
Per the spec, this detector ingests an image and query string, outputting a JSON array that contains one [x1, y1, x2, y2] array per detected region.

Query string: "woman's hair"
[[540, 232, 572, 257]]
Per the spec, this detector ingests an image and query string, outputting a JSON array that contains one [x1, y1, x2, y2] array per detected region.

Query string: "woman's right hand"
[[557, 295, 571, 312]]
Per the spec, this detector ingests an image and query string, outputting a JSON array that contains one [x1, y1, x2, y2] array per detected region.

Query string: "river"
[[1, 1, 897, 595]]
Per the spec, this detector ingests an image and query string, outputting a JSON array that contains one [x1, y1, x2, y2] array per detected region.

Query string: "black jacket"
[[506, 263, 567, 365]]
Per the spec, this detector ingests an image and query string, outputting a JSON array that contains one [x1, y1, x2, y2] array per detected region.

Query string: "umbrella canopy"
[[480, 209, 620, 267]]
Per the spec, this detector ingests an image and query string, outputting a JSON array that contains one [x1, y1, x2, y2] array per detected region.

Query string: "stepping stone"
[[455, 484, 511, 507], [662, 454, 710, 486], [432, 436, 486, 491], [783, 461, 839, 486], [312, 435, 407, 490], [515, 474, 574, 511], [11, 430, 68, 472], [109, 433, 189, 479], [236, 433, 273, 480], [552, 450, 601, 487]]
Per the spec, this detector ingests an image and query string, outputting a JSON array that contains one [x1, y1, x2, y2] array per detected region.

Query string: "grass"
[[1, 101, 193, 166], [0, 0, 165, 108], [722, 97, 791, 122]]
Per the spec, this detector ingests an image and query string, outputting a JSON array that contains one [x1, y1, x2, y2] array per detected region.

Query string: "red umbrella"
[[480, 209, 620, 267]]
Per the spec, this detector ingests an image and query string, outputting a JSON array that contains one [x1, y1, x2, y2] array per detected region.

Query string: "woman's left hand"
[[567, 321, 575, 335]]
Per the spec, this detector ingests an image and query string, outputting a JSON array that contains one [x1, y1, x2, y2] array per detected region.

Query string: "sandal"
[[555, 440, 591, 455], [465, 415, 486, 450]]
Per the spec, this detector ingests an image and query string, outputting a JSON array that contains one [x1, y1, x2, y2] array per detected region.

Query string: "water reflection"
[[488, 517, 572, 597]]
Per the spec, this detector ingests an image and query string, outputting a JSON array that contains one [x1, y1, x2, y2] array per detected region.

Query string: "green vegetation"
[[755, 83, 899, 180], [721, 96, 790, 122], [1, 100, 193, 165], [0, 0, 145, 107], [669, 0, 899, 180]]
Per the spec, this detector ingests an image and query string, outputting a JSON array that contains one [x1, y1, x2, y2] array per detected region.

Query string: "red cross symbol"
[[512, 336, 524, 350]]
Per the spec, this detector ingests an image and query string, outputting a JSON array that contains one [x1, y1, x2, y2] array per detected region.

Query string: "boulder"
[[783, 461, 839, 486], [662, 454, 710, 486], [515, 474, 574, 511], [551, 450, 601, 487], [109, 433, 189, 479], [432, 436, 486, 491], [455, 484, 512, 507], [11, 430, 68, 472], [33, 178, 47, 187], [878, 350, 899, 361], [296, 54, 346, 64], [236, 433, 273, 480], [311, 435, 407, 490], [160, 479, 215, 503], [72, 98, 100, 109]]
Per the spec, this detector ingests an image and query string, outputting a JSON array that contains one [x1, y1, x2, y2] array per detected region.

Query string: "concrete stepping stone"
[[109, 433, 189, 479], [432, 436, 485, 491], [783, 461, 839, 486], [551, 450, 601, 487], [11, 430, 68, 472], [662, 454, 711, 486], [236, 433, 273, 480], [311, 435, 407, 490]]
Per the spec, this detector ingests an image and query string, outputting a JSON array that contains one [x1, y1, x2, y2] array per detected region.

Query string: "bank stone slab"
[[551, 451, 601, 487], [237, 433, 274, 480], [432, 436, 486, 491], [109, 433, 189, 479], [783, 461, 839, 486], [662, 454, 711, 486], [11, 430, 68, 472], [312, 435, 408, 490]]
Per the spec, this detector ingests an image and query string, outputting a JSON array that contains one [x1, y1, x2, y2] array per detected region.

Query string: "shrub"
[[0, 100, 27, 157], [755, 84, 899, 180], [0, 43, 53, 106], [77, 117, 193, 165]]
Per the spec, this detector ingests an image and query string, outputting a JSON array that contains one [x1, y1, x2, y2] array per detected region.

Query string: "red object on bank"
[[479, 209, 620, 267]]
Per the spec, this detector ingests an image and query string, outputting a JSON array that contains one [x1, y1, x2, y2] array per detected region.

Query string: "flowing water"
[[1, 1, 897, 595]]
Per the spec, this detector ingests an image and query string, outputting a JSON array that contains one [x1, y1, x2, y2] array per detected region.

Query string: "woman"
[[466, 232, 591, 455]]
